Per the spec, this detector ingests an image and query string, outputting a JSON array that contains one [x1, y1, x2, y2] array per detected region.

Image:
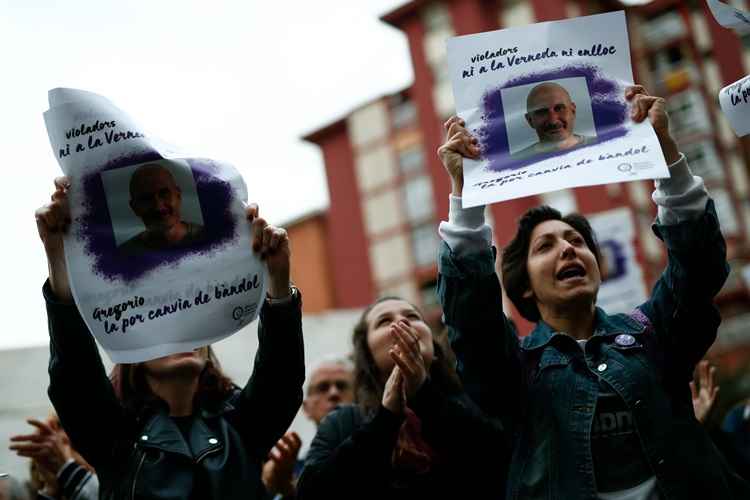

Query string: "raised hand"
[[388, 320, 428, 399], [625, 85, 679, 164], [262, 431, 302, 497], [691, 360, 720, 424], [437, 116, 481, 196], [9, 418, 74, 479], [35, 176, 73, 302], [246, 203, 291, 299]]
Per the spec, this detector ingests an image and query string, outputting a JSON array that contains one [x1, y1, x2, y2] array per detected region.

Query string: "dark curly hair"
[[352, 296, 462, 415], [110, 346, 235, 415], [501, 205, 601, 322]]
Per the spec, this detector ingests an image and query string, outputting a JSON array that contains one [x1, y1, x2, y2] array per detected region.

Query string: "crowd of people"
[[2, 85, 750, 500]]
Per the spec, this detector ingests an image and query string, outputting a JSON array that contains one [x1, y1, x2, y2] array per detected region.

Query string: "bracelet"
[[265, 285, 299, 306]]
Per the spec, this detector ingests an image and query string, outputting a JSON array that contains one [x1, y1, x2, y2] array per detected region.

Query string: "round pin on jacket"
[[615, 334, 636, 346]]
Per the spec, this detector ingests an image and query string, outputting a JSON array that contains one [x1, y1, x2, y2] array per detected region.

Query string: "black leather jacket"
[[43, 282, 305, 500]]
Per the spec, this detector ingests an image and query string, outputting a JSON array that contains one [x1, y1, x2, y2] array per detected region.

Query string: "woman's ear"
[[523, 288, 534, 300]]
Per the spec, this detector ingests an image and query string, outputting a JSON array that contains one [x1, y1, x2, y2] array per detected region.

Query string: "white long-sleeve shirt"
[[439, 154, 708, 253]]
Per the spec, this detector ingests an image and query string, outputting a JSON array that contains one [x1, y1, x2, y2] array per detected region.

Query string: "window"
[[666, 89, 712, 137], [432, 80, 455, 120], [348, 101, 390, 147], [398, 145, 424, 176], [681, 141, 724, 182], [403, 175, 435, 223], [363, 189, 402, 236], [711, 188, 740, 236], [411, 224, 439, 268], [422, 3, 451, 32], [370, 234, 411, 283], [392, 99, 417, 130], [500, 0, 534, 28], [641, 12, 686, 47], [354, 144, 397, 193]]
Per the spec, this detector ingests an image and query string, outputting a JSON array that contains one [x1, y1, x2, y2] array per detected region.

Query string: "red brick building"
[[301, 0, 750, 341]]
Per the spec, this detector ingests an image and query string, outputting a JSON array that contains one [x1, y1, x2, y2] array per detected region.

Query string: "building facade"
[[303, 0, 750, 338]]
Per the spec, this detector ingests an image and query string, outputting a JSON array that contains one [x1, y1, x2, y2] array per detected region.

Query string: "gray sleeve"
[[652, 153, 709, 225], [438, 195, 493, 256]]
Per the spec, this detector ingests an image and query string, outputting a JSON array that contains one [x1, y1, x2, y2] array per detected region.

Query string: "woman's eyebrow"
[[532, 233, 554, 244], [373, 312, 391, 323], [401, 308, 421, 318]]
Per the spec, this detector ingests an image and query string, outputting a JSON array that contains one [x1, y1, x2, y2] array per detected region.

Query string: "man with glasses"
[[262, 357, 354, 499]]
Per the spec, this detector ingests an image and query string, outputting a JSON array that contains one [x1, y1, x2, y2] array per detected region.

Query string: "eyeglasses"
[[310, 380, 352, 395]]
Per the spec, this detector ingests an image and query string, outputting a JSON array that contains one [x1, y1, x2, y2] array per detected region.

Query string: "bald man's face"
[[525, 85, 577, 143], [129, 168, 182, 232]]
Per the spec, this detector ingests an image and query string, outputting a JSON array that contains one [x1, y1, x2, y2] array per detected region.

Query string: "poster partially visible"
[[707, 0, 750, 35], [446, 11, 669, 208], [588, 207, 647, 314], [719, 73, 750, 137], [44, 88, 266, 363]]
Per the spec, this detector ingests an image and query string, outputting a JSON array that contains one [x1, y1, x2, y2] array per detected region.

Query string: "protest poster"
[[446, 11, 669, 208], [707, 0, 750, 35], [709, 1, 750, 137], [719, 75, 750, 137], [587, 207, 647, 314], [44, 88, 266, 363]]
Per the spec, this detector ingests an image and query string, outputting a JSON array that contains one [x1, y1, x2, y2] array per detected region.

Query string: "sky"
[[0, 0, 412, 350]]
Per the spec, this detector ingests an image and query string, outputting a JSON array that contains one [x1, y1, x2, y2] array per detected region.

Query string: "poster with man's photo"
[[44, 88, 266, 363], [447, 11, 670, 207]]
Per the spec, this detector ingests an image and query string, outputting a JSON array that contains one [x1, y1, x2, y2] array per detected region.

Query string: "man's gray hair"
[[304, 354, 354, 395]]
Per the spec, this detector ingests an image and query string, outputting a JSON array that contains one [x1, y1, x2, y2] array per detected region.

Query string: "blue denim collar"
[[521, 307, 646, 351]]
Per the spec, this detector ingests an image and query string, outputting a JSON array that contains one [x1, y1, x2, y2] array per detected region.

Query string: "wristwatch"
[[265, 285, 300, 306]]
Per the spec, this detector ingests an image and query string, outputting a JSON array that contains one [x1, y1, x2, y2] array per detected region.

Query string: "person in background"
[[690, 360, 750, 481], [9, 415, 98, 500], [0, 475, 31, 500], [691, 360, 720, 425], [262, 357, 355, 499]]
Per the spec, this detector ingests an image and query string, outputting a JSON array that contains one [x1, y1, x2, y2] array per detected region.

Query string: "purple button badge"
[[615, 334, 636, 346]]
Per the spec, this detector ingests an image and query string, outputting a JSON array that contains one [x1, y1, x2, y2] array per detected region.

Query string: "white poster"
[[707, 0, 750, 35], [719, 75, 750, 137], [588, 207, 647, 314], [446, 11, 669, 208], [44, 88, 266, 363]]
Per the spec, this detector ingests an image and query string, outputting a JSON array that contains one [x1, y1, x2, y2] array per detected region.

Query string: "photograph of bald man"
[[511, 81, 595, 160], [119, 163, 205, 254]]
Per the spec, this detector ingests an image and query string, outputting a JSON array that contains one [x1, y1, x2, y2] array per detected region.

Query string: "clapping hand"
[[691, 360, 719, 424], [262, 431, 302, 497]]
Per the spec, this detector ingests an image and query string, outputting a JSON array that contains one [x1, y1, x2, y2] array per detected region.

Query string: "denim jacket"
[[438, 200, 750, 499]]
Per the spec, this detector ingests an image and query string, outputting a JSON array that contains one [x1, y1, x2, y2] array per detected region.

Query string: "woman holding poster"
[[35, 178, 304, 500], [437, 86, 750, 499]]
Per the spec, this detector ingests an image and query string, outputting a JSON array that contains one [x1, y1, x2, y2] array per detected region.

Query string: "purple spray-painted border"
[[77, 152, 238, 283], [477, 64, 628, 173]]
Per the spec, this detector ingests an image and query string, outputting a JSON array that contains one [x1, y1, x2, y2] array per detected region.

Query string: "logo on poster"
[[232, 303, 258, 321]]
